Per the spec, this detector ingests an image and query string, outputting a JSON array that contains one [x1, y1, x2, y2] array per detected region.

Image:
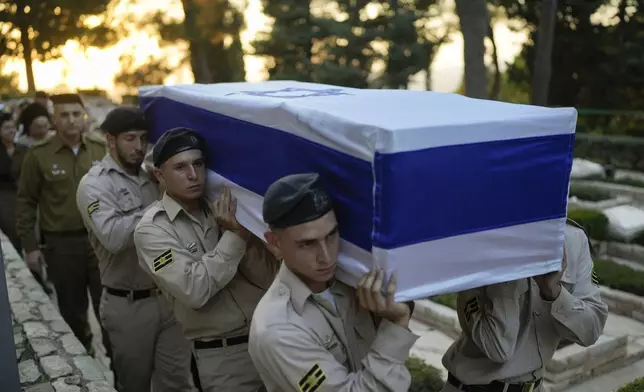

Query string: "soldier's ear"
[[264, 231, 281, 259]]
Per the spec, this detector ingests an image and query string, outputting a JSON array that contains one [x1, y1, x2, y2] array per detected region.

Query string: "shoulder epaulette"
[[84, 131, 107, 145]]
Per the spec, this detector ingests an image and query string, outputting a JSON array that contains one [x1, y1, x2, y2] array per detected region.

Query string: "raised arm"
[[16, 149, 42, 253], [457, 279, 525, 363], [134, 222, 247, 309]]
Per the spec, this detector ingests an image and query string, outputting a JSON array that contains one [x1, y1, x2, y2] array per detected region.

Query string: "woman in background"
[[0, 112, 51, 293], [17, 103, 54, 147]]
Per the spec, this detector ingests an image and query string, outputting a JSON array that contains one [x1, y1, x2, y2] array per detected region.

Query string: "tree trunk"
[[488, 22, 501, 100], [181, 0, 212, 83], [455, 0, 489, 99], [531, 0, 558, 106], [19, 25, 36, 93]]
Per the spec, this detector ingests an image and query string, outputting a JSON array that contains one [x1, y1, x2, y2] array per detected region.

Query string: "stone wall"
[[600, 286, 644, 324], [2, 233, 116, 392]]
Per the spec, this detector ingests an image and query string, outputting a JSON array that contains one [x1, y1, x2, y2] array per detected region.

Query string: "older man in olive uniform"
[[133, 127, 280, 392], [441, 220, 609, 392], [249, 173, 420, 392], [16, 93, 109, 356], [76, 108, 194, 392]]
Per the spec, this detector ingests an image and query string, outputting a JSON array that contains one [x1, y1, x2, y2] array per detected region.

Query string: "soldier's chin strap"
[[566, 217, 595, 257]]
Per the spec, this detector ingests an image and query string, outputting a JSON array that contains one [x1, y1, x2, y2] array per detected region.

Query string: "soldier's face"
[[53, 103, 86, 137], [267, 211, 340, 291], [110, 130, 148, 169], [1, 119, 17, 144], [156, 149, 206, 201]]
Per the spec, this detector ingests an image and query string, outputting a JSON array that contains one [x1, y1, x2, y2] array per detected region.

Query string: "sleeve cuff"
[[372, 319, 419, 361], [551, 285, 576, 317], [218, 231, 248, 254]]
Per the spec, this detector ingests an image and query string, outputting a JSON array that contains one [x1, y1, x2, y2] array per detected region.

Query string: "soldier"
[[76, 108, 194, 392], [16, 93, 110, 356], [249, 173, 419, 392], [133, 127, 280, 392], [440, 221, 609, 392]]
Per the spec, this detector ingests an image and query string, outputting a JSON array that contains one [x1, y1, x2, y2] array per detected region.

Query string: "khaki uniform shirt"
[[442, 225, 609, 384], [248, 264, 419, 392], [134, 193, 280, 340], [16, 133, 107, 252], [76, 155, 159, 290]]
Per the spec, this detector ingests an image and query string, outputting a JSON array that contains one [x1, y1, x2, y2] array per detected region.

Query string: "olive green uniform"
[[16, 133, 110, 353]]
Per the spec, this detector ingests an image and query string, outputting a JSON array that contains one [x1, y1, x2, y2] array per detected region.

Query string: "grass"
[[429, 293, 457, 310], [594, 259, 644, 297], [569, 183, 612, 201]]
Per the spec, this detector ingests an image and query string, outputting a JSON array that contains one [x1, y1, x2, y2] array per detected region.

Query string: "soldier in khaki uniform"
[[249, 173, 420, 392], [441, 221, 609, 392], [134, 127, 279, 392], [16, 94, 110, 356], [76, 108, 194, 392]]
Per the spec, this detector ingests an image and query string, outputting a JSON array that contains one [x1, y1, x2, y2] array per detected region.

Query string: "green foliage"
[[608, 177, 644, 188], [633, 231, 644, 247], [405, 356, 445, 392], [0, 0, 115, 90], [114, 55, 172, 90], [500, 0, 644, 127], [567, 209, 609, 241], [618, 377, 644, 392], [430, 293, 457, 309], [594, 259, 644, 297], [0, 71, 19, 95], [569, 184, 611, 202]]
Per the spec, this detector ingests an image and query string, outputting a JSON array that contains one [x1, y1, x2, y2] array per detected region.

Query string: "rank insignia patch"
[[298, 363, 326, 392], [153, 249, 174, 272], [87, 200, 99, 216]]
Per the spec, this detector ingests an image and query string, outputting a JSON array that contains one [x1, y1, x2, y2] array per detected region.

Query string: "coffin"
[[140, 81, 576, 301]]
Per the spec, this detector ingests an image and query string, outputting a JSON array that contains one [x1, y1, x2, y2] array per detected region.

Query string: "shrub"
[[617, 377, 644, 392], [610, 177, 644, 188], [406, 356, 445, 392], [569, 183, 612, 201], [429, 293, 457, 310], [594, 259, 644, 297], [633, 231, 644, 246], [567, 209, 610, 241]]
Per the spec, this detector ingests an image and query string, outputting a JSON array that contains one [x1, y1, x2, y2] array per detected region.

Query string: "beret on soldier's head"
[[263, 173, 333, 229], [152, 127, 206, 167], [100, 106, 147, 135], [50, 93, 84, 107], [19, 103, 50, 135]]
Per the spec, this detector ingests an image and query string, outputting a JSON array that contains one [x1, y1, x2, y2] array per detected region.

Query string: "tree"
[[0, 0, 115, 92], [113, 55, 173, 92], [252, 0, 315, 81], [455, 0, 489, 98], [530, 0, 558, 105]]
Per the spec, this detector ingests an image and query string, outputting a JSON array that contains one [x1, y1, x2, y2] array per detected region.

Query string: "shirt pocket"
[[117, 191, 142, 213]]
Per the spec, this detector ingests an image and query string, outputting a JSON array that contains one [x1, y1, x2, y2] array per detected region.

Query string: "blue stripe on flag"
[[141, 96, 574, 251]]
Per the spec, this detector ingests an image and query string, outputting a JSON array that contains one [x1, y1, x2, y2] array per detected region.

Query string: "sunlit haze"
[[1, 0, 527, 100]]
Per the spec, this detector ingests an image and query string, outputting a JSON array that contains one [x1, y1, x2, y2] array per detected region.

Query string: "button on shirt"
[[76, 155, 159, 290], [249, 264, 420, 391], [134, 193, 280, 340], [442, 225, 609, 384]]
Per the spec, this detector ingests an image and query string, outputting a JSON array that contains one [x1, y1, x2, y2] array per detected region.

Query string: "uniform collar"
[[161, 193, 211, 223], [51, 133, 87, 153], [103, 155, 152, 184], [277, 263, 343, 315]]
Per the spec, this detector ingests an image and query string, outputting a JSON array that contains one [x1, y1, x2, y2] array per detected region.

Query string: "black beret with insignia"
[[152, 127, 206, 167], [263, 173, 333, 229], [50, 93, 85, 107], [100, 106, 147, 135]]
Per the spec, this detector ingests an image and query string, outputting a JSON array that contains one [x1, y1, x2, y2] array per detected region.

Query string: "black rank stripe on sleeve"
[[87, 200, 99, 216], [153, 249, 174, 272], [464, 297, 480, 323], [298, 363, 327, 392]]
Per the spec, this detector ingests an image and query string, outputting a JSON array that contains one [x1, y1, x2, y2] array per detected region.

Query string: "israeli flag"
[[140, 81, 576, 301]]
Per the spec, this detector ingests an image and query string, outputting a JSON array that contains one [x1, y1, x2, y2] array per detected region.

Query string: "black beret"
[[263, 173, 333, 229], [50, 93, 84, 107], [19, 103, 50, 135], [100, 106, 147, 135], [152, 127, 206, 167]]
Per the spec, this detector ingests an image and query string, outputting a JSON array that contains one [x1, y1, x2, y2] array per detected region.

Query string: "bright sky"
[[1, 0, 527, 100]]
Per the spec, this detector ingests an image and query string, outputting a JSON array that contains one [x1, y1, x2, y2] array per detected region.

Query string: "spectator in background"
[[17, 103, 54, 147], [34, 91, 52, 114], [0, 113, 27, 251]]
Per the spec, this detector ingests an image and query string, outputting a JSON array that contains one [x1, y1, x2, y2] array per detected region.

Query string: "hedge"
[[569, 183, 612, 202], [406, 356, 445, 392], [618, 377, 644, 392], [567, 209, 610, 241], [574, 134, 644, 172], [429, 293, 457, 310], [594, 259, 644, 297], [609, 177, 644, 188]]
